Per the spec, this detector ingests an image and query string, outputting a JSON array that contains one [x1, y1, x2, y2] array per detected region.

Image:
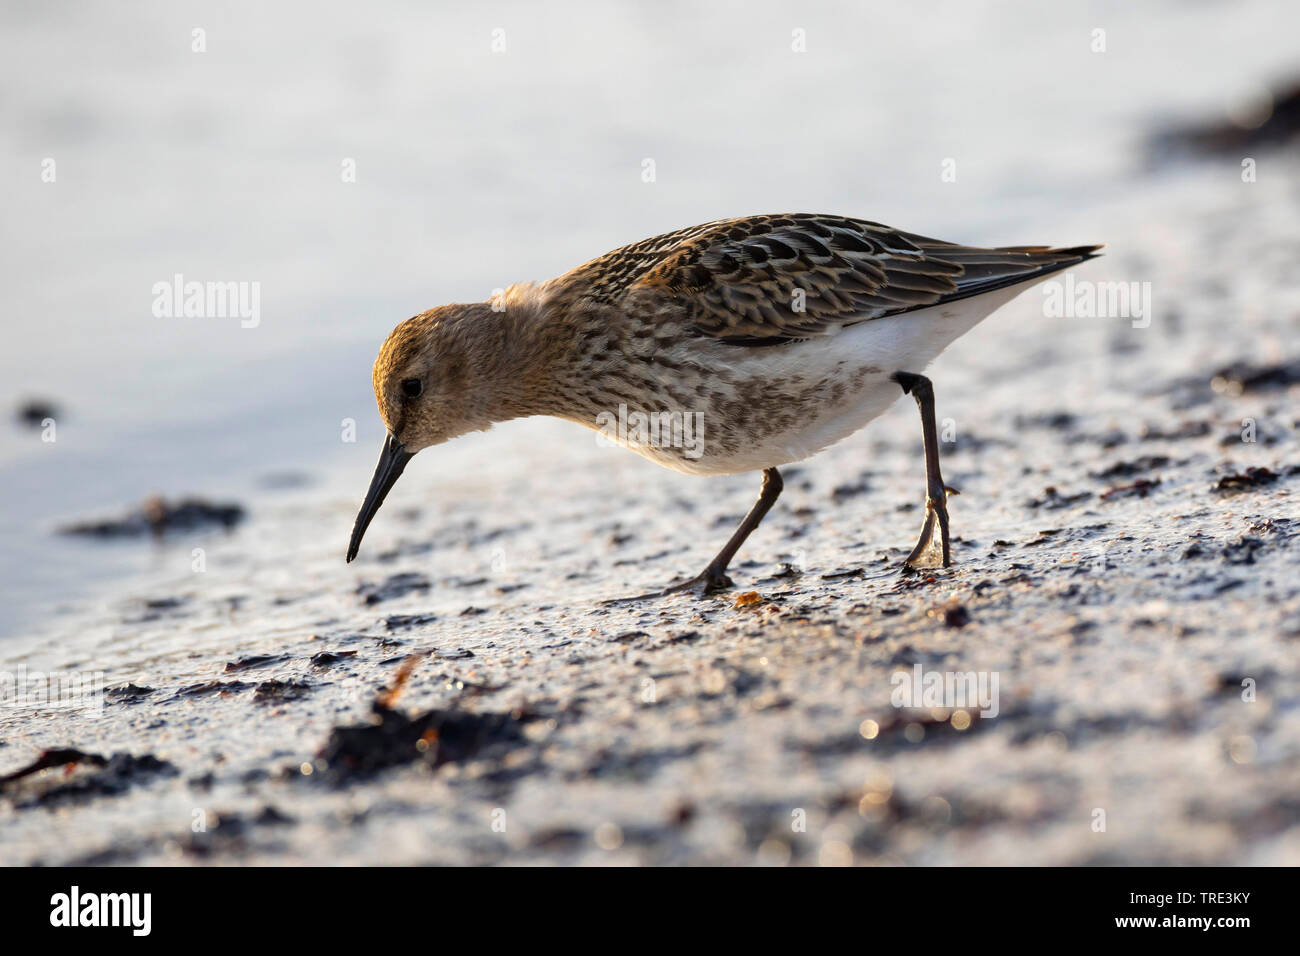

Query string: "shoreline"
[[4, 167, 1300, 866]]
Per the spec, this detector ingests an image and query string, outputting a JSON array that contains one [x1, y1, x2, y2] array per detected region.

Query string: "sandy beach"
[[4, 161, 1299, 864], [2, 1, 1298, 866]]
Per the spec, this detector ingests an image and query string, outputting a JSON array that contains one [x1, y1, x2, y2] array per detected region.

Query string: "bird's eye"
[[401, 378, 422, 398]]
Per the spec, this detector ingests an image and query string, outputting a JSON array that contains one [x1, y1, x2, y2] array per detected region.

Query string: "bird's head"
[[346, 302, 500, 562]]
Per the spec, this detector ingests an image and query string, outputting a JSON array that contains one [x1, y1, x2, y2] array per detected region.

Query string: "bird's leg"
[[605, 467, 784, 603], [891, 372, 959, 569]]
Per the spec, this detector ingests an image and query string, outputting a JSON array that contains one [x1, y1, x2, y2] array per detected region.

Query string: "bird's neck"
[[460, 282, 572, 423]]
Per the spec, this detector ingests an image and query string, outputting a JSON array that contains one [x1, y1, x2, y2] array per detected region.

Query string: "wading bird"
[[346, 213, 1100, 598]]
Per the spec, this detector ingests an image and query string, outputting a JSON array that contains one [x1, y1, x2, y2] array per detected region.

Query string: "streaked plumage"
[[566, 213, 1098, 342], [347, 213, 1101, 595]]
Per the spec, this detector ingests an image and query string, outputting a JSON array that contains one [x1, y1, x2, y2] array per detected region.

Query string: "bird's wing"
[[578, 213, 1100, 343]]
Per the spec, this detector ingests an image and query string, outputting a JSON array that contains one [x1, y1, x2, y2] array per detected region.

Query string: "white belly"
[[577, 280, 1034, 478], [624, 284, 1028, 476]]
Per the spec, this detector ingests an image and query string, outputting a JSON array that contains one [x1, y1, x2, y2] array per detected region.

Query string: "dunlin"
[[346, 214, 1100, 596]]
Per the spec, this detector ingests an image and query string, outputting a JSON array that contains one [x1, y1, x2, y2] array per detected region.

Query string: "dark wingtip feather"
[[1045, 243, 1104, 261], [919, 242, 1104, 309], [989, 242, 1104, 259]]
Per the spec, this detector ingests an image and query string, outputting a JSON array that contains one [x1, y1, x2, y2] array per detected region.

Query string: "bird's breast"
[[577, 332, 904, 475]]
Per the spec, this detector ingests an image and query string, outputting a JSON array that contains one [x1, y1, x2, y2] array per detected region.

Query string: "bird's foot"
[[902, 480, 959, 570], [601, 567, 734, 605]]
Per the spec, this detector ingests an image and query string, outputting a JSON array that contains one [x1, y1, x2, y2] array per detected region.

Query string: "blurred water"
[[1, 0, 1297, 637]]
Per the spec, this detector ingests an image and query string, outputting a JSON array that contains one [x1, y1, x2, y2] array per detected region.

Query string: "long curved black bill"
[[346, 432, 415, 562]]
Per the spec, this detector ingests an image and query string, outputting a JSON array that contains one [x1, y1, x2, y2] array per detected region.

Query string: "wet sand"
[[3, 162, 1299, 866]]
